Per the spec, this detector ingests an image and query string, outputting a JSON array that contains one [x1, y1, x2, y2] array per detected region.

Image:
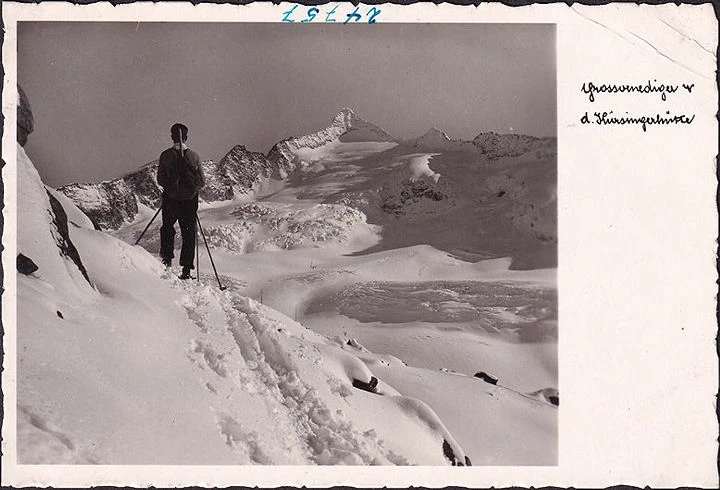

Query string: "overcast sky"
[[18, 22, 555, 187]]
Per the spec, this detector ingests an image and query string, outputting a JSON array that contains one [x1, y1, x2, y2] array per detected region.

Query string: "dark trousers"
[[160, 194, 198, 268]]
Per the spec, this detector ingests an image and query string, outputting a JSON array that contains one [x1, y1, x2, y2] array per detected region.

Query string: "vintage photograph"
[[15, 20, 557, 466]]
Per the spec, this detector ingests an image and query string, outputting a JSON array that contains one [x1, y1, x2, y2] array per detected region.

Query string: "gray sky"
[[18, 22, 555, 187]]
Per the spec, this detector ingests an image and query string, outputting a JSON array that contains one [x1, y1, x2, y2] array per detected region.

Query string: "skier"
[[157, 123, 205, 279]]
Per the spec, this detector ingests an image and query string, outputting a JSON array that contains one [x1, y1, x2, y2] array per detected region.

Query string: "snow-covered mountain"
[[74, 108, 556, 269], [200, 145, 274, 202], [58, 108, 396, 231], [268, 107, 396, 176], [58, 160, 163, 230], [58, 109, 555, 237], [407, 126, 557, 161], [408, 127, 457, 150], [58, 147, 273, 231], [262, 118, 558, 269], [16, 139, 557, 465]]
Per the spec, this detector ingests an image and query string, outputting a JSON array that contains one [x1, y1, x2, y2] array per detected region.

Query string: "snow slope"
[[19, 109, 557, 466], [17, 144, 556, 465]]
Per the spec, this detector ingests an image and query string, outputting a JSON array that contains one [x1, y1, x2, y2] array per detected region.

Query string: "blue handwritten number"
[[344, 6, 362, 24], [302, 7, 319, 23], [282, 4, 297, 22], [366, 7, 381, 24], [325, 5, 338, 22]]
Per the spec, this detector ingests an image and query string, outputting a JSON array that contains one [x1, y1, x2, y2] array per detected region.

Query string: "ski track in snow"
[[177, 280, 403, 465]]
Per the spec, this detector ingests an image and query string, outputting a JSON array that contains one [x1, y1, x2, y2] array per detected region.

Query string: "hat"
[[171, 123, 188, 143]]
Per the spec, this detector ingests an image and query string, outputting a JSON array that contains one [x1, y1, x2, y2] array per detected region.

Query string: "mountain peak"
[[335, 107, 357, 119], [329, 108, 396, 143], [422, 127, 451, 140], [331, 107, 364, 129], [410, 127, 453, 148]]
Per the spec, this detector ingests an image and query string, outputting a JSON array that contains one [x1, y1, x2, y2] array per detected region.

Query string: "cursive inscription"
[[580, 79, 696, 131], [581, 110, 696, 132]]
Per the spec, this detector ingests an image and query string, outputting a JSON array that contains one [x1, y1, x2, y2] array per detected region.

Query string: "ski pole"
[[196, 214, 225, 291], [196, 220, 200, 283], [176, 125, 184, 157], [134, 205, 162, 245]]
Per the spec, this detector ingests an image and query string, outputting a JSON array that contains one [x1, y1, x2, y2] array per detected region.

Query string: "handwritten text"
[[581, 80, 694, 103], [579, 79, 696, 131], [282, 4, 382, 24], [581, 110, 695, 132]]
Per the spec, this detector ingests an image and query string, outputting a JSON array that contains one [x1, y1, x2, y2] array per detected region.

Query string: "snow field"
[[19, 223, 462, 464], [18, 151, 466, 464], [196, 205, 557, 465], [293, 141, 399, 165], [16, 132, 558, 466]]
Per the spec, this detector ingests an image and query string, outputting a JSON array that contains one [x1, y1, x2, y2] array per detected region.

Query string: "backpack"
[[173, 149, 202, 200]]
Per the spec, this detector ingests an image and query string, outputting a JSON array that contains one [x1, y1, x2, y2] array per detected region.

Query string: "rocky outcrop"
[[60, 145, 277, 230], [335, 108, 396, 143], [471, 132, 556, 160], [528, 387, 559, 406], [201, 145, 274, 202], [204, 202, 367, 253], [16, 87, 90, 285], [17, 254, 39, 275], [381, 179, 448, 216], [46, 190, 90, 283], [18, 84, 34, 147], [407, 127, 556, 160], [18, 144, 95, 296], [59, 178, 146, 230], [122, 161, 163, 208], [473, 371, 498, 385], [443, 439, 472, 466]]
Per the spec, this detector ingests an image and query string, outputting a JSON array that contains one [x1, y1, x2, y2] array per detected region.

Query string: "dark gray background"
[[18, 22, 555, 187]]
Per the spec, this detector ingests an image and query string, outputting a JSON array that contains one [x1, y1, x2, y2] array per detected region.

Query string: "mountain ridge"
[[58, 108, 555, 231], [406, 127, 556, 159]]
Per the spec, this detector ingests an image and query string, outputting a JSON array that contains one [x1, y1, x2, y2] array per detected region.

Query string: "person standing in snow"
[[157, 123, 205, 279]]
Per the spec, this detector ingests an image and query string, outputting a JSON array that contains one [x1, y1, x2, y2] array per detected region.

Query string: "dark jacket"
[[157, 147, 205, 200]]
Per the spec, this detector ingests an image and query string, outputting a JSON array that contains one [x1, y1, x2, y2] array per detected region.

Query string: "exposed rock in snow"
[[201, 145, 274, 202], [59, 177, 147, 230], [17, 144, 96, 298], [45, 190, 91, 283], [474, 371, 498, 385], [380, 178, 449, 217], [527, 387, 559, 406], [17, 254, 39, 275], [335, 108, 396, 143], [58, 148, 269, 231], [472, 132, 557, 160], [122, 161, 164, 208], [443, 438, 472, 466], [17, 84, 34, 147]]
